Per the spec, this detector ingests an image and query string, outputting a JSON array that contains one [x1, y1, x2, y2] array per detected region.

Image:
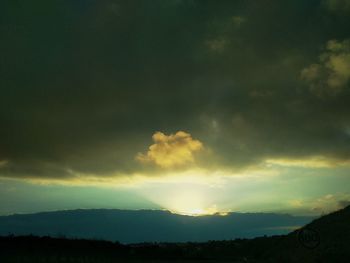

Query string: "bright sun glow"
[[153, 189, 221, 216], [140, 178, 230, 217], [186, 208, 207, 216], [157, 187, 215, 216], [171, 207, 214, 216], [172, 206, 229, 216]]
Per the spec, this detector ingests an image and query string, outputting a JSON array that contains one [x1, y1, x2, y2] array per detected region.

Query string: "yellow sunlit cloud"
[[265, 156, 350, 168], [136, 131, 204, 169]]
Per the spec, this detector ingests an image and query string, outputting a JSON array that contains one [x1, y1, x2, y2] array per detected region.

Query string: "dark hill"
[[254, 204, 350, 262]]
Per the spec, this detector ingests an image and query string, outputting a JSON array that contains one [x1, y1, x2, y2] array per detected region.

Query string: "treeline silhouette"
[[0, 235, 270, 262]]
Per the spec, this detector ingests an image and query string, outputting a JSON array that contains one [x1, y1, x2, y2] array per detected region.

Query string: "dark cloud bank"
[[1, 0, 350, 180]]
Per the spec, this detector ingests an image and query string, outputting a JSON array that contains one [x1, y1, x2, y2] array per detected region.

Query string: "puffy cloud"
[[310, 194, 350, 213], [0, 160, 8, 168], [136, 131, 203, 169], [206, 38, 229, 53], [301, 39, 350, 95], [288, 193, 350, 215], [325, 0, 350, 11], [231, 16, 246, 27], [205, 16, 246, 53], [338, 200, 350, 208]]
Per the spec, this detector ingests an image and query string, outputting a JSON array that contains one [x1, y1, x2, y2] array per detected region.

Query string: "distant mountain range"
[[0, 209, 314, 243], [0, 206, 349, 262]]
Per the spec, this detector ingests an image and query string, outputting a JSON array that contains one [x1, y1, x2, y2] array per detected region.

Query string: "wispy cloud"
[[265, 156, 350, 168]]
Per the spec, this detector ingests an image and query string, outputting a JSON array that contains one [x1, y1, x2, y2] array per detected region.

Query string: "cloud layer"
[[0, 0, 350, 180]]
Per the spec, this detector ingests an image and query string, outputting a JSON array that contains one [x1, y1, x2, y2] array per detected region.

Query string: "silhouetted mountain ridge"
[[0, 208, 313, 243], [0, 205, 349, 262]]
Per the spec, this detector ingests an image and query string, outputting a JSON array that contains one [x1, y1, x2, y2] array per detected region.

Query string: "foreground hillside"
[[0, 205, 349, 262], [258, 204, 350, 262]]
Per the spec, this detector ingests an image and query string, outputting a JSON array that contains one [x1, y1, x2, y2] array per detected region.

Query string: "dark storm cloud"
[[1, 0, 350, 179]]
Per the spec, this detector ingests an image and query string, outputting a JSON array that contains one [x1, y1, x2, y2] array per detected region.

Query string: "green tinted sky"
[[1, 0, 350, 216]]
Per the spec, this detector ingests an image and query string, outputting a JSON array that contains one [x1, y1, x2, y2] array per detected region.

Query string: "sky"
[[1, 0, 350, 216]]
